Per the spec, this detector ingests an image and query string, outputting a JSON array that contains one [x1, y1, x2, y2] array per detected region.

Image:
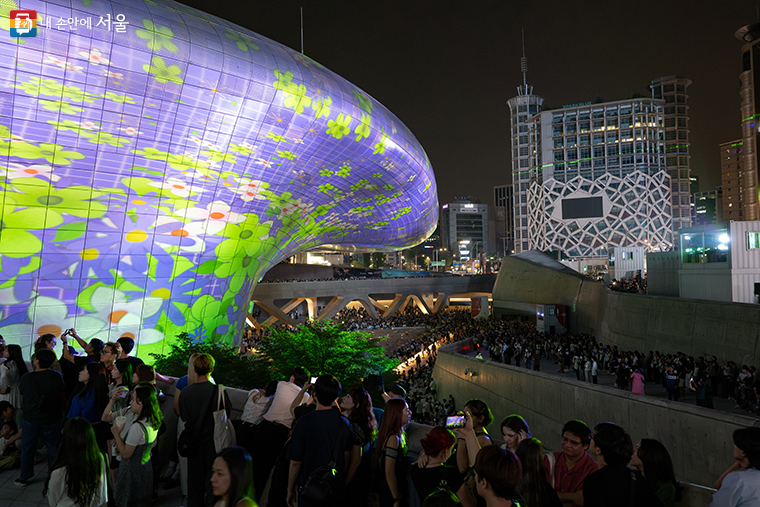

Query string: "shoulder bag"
[[298, 417, 344, 505], [213, 384, 236, 452]]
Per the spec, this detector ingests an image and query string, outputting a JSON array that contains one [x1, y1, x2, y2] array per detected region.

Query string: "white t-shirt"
[[241, 390, 270, 424], [263, 381, 302, 427], [47, 459, 108, 507], [125, 419, 158, 447]]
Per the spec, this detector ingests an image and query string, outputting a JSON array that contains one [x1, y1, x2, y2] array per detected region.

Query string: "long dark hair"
[[515, 438, 558, 507], [44, 418, 104, 506], [374, 398, 407, 467], [214, 447, 254, 506], [346, 387, 377, 442], [113, 359, 134, 390], [5, 344, 28, 377], [637, 438, 681, 500], [78, 363, 109, 415], [134, 383, 163, 430], [34, 334, 55, 353]]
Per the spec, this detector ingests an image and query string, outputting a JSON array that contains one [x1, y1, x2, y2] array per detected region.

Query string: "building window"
[[682, 231, 729, 263], [554, 138, 564, 149], [748, 232, 760, 250], [579, 135, 590, 146]]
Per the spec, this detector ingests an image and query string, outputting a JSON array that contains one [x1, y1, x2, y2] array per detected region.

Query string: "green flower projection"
[[0, 0, 438, 358]]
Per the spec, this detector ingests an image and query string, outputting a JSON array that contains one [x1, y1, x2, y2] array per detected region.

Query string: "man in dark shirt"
[[16, 349, 64, 486], [117, 336, 144, 371], [286, 374, 352, 507], [179, 353, 231, 507], [583, 422, 663, 507]]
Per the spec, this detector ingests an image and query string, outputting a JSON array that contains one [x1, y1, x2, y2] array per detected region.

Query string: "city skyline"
[[179, 0, 758, 205]]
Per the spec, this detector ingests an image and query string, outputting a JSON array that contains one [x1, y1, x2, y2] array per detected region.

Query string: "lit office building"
[[440, 200, 490, 260], [736, 23, 760, 220], [507, 52, 544, 253], [522, 98, 673, 258], [694, 189, 723, 226], [720, 139, 744, 220], [650, 76, 693, 231], [493, 184, 514, 256]]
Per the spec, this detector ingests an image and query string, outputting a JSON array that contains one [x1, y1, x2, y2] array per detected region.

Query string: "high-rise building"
[[440, 199, 490, 260], [694, 189, 723, 225], [522, 98, 673, 257], [650, 76, 693, 232], [720, 139, 744, 220], [736, 23, 760, 220], [493, 184, 514, 255], [507, 45, 543, 253]]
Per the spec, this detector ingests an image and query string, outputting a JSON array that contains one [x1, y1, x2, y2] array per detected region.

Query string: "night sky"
[[179, 0, 758, 206]]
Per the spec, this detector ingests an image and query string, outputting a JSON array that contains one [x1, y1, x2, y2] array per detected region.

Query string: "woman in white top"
[[0, 345, 28, 407], [111, 384, 163, 507], [44, 417, 108, 507]]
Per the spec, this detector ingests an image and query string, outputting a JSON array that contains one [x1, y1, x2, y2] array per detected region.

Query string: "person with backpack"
[[286, 374, 353, 507]]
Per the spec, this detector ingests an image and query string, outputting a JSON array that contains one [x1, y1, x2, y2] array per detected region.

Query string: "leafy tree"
[[150, 332, 270, 390], [257, 321, 398, 388], [371, 252, 388, 268]]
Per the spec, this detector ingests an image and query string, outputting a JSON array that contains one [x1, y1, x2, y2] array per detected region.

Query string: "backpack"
[[298, 418, 344, 505]]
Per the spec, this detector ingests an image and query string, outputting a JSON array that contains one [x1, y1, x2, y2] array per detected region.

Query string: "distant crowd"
[[2, 303, 759, 507]]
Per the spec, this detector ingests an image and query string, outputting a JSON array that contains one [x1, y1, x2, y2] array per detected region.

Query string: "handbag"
[[298, 418, 344, 505], [213, 384, 236, 452]]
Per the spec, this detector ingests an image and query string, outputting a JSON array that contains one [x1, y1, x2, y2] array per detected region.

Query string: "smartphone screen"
[[446, 414, 465, 429], [310, 376, 318, 384]]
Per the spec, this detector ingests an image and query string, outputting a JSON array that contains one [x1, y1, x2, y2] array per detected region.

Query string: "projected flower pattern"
[[0, 0, 438, 355]]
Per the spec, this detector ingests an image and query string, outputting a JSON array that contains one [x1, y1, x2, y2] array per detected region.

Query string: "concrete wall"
[[432, 343, 759, 490], [494, 252, 760, 366]]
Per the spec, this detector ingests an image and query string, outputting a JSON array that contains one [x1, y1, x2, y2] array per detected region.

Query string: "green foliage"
[[150, 332, 270, 390], [257, 321, 398, 389]]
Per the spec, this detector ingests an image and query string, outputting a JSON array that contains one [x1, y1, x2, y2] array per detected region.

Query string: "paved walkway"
[[463, 350, 758, 418]]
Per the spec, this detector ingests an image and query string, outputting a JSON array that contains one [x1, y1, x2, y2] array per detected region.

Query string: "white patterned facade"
[[527, 171, 673, 257]]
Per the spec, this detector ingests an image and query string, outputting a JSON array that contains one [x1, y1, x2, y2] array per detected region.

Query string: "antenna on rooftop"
[[517, 29, 533, 96], [300, 6, 304, 54], [521, 29, 527, 90]]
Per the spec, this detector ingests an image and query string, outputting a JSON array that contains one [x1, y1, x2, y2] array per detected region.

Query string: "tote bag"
[[213, 384, 236, 452]]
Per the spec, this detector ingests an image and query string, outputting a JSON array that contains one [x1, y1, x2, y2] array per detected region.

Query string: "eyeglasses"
[[101, 350, 113, 355], [561, 436, 583, 446]]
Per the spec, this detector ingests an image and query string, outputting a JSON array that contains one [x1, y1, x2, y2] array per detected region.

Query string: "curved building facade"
[[0, 0, 438, 354]]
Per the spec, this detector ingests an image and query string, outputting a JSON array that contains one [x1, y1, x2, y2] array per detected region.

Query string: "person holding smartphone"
[[411, 426, 467, 504]]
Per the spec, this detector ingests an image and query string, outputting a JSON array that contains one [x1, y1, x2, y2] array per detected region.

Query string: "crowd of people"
[[2, 304, 760, 507], [609, 277, 644, 293]]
